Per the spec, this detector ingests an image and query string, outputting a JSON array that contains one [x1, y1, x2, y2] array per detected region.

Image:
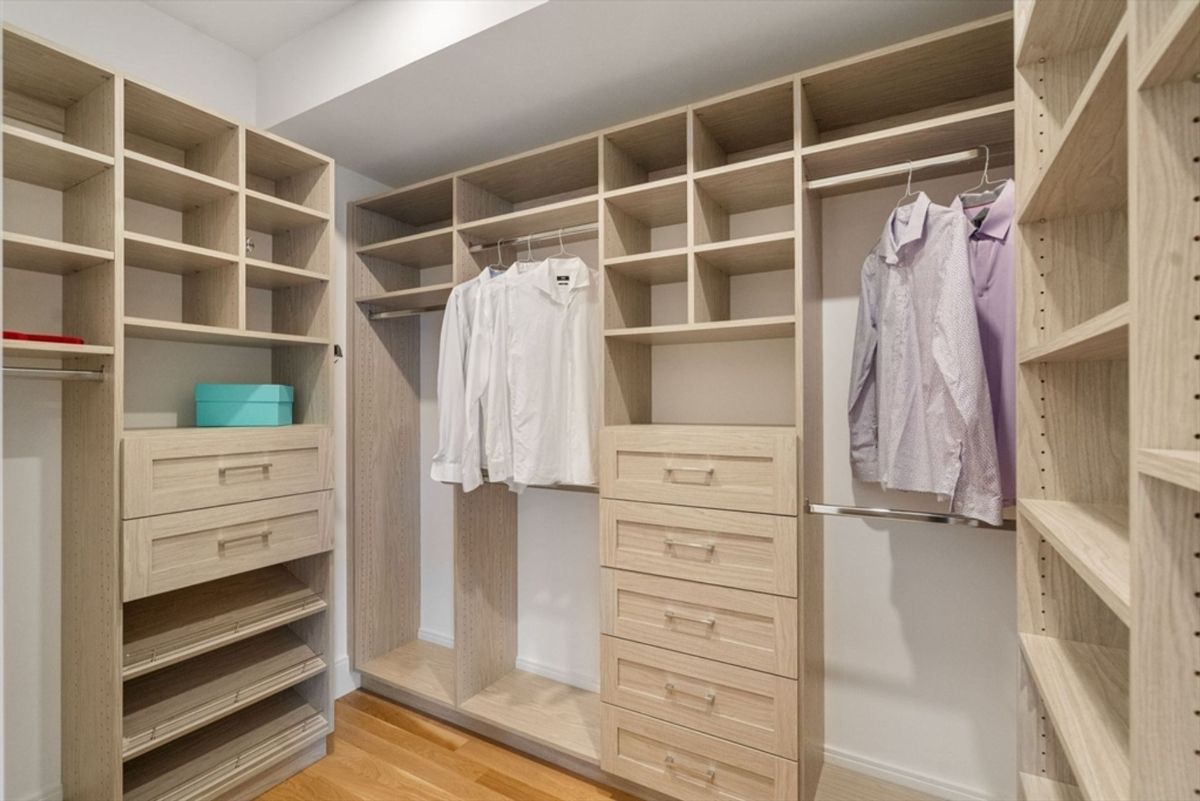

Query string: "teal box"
[[195, 384, 294, 427]]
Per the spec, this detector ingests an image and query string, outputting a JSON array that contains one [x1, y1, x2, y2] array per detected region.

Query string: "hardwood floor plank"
[[340, 690, 470, 750], [335, 702, 488, 781], [453, 739, 615, 800], [307, 739, 471, 801]]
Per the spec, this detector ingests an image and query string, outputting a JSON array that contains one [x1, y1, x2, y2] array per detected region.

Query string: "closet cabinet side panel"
[[348, 205, 422, 665]]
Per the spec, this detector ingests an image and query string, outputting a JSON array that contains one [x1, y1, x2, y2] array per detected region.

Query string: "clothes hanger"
[[553, 228, 578, 260], [484, 238, 508, 273], [894, 161, 920, 209], [959, 145, 1006, 211]]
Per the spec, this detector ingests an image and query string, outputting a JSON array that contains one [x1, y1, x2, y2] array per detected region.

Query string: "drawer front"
[[601, 637, 797, 758], [123, 491, 333, 601], [599, 426, 797, 514], [601, 499, 797, 596], [602, 705, 798, 801], [123, 426, 333, 519], [601, 570, 797, 677]]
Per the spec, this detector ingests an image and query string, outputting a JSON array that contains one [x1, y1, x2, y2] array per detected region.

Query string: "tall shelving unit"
[[1013, 1, 1200, 799], [347, 14, 1014, 800], [2, 26, 337, 801]]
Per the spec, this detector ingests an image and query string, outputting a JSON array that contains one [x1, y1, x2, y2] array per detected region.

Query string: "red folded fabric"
[[3, 330, 85, 345]]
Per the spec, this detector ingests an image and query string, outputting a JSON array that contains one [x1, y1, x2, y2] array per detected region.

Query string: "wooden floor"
[[257, 690, 937, 801]]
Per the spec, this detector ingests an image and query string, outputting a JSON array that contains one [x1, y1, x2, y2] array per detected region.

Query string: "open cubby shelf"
[[3, 231, 113, 274], [3, 123, 113, 190], [356, 227, 454, 269], [2, 340, 114, 359], [245, 190, 330, 234], [604, 316, 796, 345], [124, 150, 237, 211], [124, 80, 238, 184], [245, 129, 331, 215], [124, 317, 328, 347], [356, 283, 455, 314], [457, 195, 599, 246], [123, 232, 234, 275], [358, 177, 454, 236], [605, 248, 688, 285], [603, 112, 688, 191], [1018, 302, 1129, 364], [456, 138, 599, 224], [360, 641, 455, 707], [1137, 449, 1200, 493]]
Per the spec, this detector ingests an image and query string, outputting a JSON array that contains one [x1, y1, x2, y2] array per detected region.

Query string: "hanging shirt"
[[952, 179, 1016, 505], [848, 192, 1003, 525]]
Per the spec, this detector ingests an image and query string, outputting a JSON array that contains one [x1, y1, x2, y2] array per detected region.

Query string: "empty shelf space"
[[4, 31, 114, 144], [358, 178, 453, 232], [692, 81, 793, 171], [694, 232, 795, 275], [3, 124, 113, 190], [604, 177, 688, 226], [1019, 303, 1129, 363], [245, 129, 331, 215], [456, 138, 599, 225], [356, 228, 454, 269], [605, 248, 688, 285], [124, 151, 237, 210], [1018, 772, 1084, 801], [459, 668, 600, 764], [125, 317, 329, 347], [1137, 0, 1200, 88], [1016, 0, 1127, 65], [605, 316, 795, 345], [245, 190, 330, 234], [123, 565, 327, 680], [1019, 633, 1129, 801], [360, 640, 454, 706], [357, 283, 454, 314], [124, 232, 235, 275], [1020, 29, 1127, 223], [694, 151, 795, 208], [3, 339, 113, 359], [457, 196, 599, 246], [2, 232, 113, 274], [603, 112, 688, 191], [123, 628, 326, 760], [122, 690, 327, 801], [244, 258, 329, 289], [1018, 499, 1130, 625], [124, 80, 239, 184], [1138, 449, 1200, 493]]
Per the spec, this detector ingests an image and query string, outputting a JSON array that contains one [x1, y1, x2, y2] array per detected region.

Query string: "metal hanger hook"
[[558, 228, 565, 255], [979, 144, 991, 183]]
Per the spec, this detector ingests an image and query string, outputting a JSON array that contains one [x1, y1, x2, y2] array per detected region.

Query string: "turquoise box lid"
[[195, 383, 294, 403]]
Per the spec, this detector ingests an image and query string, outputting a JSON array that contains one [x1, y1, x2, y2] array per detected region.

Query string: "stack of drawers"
[[598, 425, 801, 801]]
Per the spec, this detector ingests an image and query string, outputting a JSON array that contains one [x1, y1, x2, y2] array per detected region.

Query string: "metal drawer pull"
[[664, 609, 716, 627], [219, 462, 273, 475], [664, 466, 714, 483], [665, 538, 715, 554], [664, 754, 716, 784], [664, 681, 716, 704]]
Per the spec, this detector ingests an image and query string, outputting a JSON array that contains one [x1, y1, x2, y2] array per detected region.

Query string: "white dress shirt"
[[848, 193, 1003, 524]]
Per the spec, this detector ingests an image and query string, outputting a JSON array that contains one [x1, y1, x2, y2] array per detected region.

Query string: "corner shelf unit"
[[347, 12, 1015, 801], [3, 24, 336, 801], [1014, 2, 1199, 800]]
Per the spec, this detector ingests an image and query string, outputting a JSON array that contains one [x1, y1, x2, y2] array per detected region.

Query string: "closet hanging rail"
[[807, 148, 984, 191], [806, 501, 1016, 531], [2, 365, 106, 382], [465, 221, 599, 253]]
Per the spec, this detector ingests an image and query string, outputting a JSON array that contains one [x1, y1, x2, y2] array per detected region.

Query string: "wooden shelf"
[[1018, 772, 1084, 801], [693, 231, 795, 275], [457, 195, 599, 245], [3, 340, 113, 359], [605, 248, 688, 285], [3, 232, 113, 274], [1019, 303, 1129, 363], [123, 628, 325, 760], [245, 189, 330, 234], [245, 128, 328, 181], [122, 690, 327, 801], [692, 82, 793, 171], [3, 124, 113, 190], [356, 228, 453, 269], [1016, 0, 1127, 66], [801, 102, 1014, 191], [1018, 500, 1130, 625], [1019, 633, 1129, 801], [124, 232, 234, 275], [357, 177, 453, 229], [603, 112, 688, 191], [122, 565, 327, 680], [693, 152, 795, 213], [1138, 449, 1200, 493], [357, 283, 454, 314], [605, 316, 795, 345], [1136, 0, 1200, 89], [1020, 28, 1127, 223], [124, 317, 329, 347], [459, 668, 600, 764], [124, 80, 237, 179], [604, 176, 688, 227], [360, 640, 454, 706], [124, 151, 236, 211], [244, 258, 329, 290], [457, 138, 599, 219]]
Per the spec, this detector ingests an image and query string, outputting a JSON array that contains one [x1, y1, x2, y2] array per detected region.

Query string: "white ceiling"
[[147, 0, 357, 57], [270, 0, 1010, 187]]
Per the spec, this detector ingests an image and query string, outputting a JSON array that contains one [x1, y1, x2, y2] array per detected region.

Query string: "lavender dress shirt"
[[952, 180, 1016, 505]]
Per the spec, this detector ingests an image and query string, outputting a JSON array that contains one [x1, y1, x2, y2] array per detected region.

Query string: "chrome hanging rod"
[[806, 501, 1015, 531], [807, 148, 983, 191], [466, 221, 599, 253], [368, 305, 446, 321], [3, 365, 106, 382]]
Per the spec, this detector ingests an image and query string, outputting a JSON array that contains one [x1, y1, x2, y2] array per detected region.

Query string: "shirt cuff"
[[851, 457, 880, 484], [430, 461, 462, 484]]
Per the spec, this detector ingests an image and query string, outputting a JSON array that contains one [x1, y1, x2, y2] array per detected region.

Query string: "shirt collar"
[[528, 256, 590, 302], [952, 179, 1014, 241], [882, 192, 931, 265]]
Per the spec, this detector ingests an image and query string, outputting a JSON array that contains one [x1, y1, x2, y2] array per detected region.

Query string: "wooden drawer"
[[599, 425, 797, 514], [123, 492, 333, 601], [123, 425, 333, 519], [601, 705, 798, 801], [601, 637, 797, 758], [601, 499, 797, 596], [601, 569, 797, 677]]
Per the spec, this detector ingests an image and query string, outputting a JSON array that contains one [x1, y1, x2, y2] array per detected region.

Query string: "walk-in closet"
[[1, 1, 1197, 801]]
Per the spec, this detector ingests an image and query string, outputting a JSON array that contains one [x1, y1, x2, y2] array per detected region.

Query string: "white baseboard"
[[19, 784, 62, 801], [824, 745, 991, 801], [332, 654, 358, 698], [417, 628, 454, 649], [514, 656, 600, 693]]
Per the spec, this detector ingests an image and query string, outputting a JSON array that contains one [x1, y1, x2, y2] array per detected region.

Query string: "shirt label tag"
[[555, 275, 571, 285]]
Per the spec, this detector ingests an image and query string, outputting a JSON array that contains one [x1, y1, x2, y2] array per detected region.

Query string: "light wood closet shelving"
[[2, 26, 337, 801], [1013, 1, 1200, 799], [348, 14, 1015, 800]]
